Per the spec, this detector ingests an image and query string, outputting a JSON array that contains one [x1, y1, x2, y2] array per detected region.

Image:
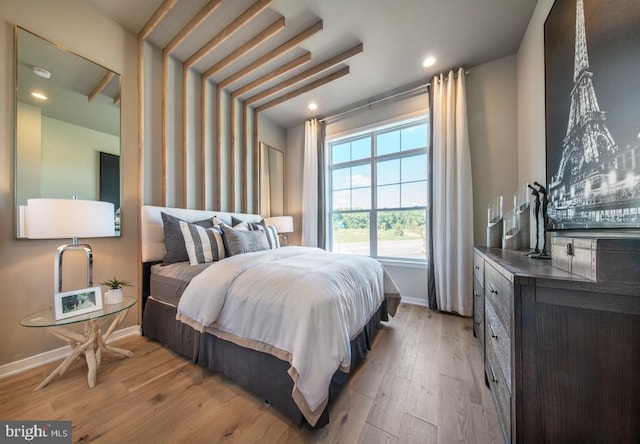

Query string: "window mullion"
[[371, 135, 377, 257]]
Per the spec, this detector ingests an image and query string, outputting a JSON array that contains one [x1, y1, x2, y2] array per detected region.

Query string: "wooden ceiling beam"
[[245, 44, 362, 106], [203, 16, 285, 79], [164, 0, 223, 55], [255, 66, 350, 113], [219, 20, 323, 90], [185, 0, 273, 70], [88, 71, 115, 102], [231, 52, 311, 99], [138, 0, 179, 40]]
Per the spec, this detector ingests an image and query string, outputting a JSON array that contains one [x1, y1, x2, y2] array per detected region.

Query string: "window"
[[328, 117, 429, 262]]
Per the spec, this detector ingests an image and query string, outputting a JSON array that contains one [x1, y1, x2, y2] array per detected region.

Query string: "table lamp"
[[26, 198, 115, 293], [265, 216, 294, 246]]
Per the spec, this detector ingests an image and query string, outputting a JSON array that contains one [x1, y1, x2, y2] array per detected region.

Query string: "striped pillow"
[[248, 224, 280, 249], [161, 212, 214, 265], [179, 220, 226, 265]]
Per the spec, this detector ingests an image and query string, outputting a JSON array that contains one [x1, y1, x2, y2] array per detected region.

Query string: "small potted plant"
[[100, 277, 132, 304]]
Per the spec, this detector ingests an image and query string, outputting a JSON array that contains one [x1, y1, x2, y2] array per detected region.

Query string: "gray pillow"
[[249, 224, 280, 249], [221, 225, 270, 256], [161, 212, 213, 264]]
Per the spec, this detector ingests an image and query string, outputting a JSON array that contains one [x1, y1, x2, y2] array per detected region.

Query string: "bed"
[[140, 205, 401, 428]]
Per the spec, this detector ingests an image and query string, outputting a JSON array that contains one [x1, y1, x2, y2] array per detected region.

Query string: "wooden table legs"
[[35, 309, 133, 390]]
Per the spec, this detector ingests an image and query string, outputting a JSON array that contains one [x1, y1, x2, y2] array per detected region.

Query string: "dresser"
[[473, 247, 640, 443], [472, 250, 485, 351]]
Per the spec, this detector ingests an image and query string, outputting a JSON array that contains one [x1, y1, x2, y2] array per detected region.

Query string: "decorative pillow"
[[161, 212, 214, 264], [232, 220, 249, 231], [179, 221, 226, 265], [221, 225, 270, 256], [248, 224, 280, 249], [232, 216, 265, 229]]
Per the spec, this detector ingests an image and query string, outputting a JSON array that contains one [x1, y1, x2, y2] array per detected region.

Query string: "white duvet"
[[176, 246, 399, 425]]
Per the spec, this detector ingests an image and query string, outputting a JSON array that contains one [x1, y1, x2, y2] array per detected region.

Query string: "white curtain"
[[302, 118, 319, 247], [431, 68, 474, 316]]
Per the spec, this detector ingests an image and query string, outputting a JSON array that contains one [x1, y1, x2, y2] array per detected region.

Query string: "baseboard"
[[0, 325, 141, 380], [400, 296, 430, 307]]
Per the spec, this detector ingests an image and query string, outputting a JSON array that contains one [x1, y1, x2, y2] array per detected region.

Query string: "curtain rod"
[[319, 70, 469, 124], [319, 83, 428, 124]]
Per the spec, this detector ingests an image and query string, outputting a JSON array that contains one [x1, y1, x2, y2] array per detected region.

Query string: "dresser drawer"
[[473, 276, 485, 350], [473, 252, 484, 283], [485, 263, 511, 332], [485, 300, 511, 393], [486, 343, 511, 442]]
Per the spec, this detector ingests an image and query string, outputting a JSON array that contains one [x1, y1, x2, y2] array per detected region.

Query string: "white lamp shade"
[[266, 216, 294, 233], [26, 198, 115, 239]]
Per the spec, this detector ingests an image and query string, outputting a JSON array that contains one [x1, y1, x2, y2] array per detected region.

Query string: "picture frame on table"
[[54, 287, 103, 320], [544, 0, 640, 230]]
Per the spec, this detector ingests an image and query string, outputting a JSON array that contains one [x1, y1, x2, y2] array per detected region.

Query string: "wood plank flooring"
[[0, 304, 501, 443]]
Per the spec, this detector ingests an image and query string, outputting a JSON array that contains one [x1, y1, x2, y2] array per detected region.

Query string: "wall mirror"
[[15, 27, 121, 238], [259, 143, 285, 217]]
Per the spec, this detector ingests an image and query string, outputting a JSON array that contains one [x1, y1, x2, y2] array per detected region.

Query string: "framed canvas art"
[[544, 0, 640, 230]]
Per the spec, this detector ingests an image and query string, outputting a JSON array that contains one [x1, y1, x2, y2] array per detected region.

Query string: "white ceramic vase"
[[105, 288, 123, 304]]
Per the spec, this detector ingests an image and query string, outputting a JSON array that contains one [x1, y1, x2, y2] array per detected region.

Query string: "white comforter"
[[176, 246, 398, 424]]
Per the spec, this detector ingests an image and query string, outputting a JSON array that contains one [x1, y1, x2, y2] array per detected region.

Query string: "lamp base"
[[55, 240, 93, 293]]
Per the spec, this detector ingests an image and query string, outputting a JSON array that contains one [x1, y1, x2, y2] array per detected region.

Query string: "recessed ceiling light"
[[31, 91, 48, 100], [33, 67, 52, 79], [422, 57, 436, 68], [308, 102, 318, 111]]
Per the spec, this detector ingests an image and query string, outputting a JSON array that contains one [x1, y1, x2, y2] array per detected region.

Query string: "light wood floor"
[[0, 304, 501, 443]]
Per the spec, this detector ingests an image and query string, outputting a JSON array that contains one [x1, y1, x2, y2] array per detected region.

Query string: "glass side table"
[[20, 297, 137, 390]]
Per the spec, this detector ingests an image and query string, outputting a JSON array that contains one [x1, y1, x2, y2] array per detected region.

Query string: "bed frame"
[[140, 205, 388, 428]]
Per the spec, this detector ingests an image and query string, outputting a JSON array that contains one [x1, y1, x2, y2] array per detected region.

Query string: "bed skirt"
[[141, 296, 388, 428]]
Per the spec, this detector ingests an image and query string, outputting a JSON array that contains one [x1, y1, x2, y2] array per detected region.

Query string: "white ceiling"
[[86, 0, 538, 129]]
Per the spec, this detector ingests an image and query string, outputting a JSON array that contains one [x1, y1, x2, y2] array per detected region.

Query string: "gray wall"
[[518, 0, 555, 194], [467, 55, 519, 245], [258, 114, 287, 156], [141, 47, 283, 214], [517, 0, 555, 245]]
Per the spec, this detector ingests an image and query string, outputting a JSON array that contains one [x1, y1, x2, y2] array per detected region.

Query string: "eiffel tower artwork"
[[545, 0, 640, 229]]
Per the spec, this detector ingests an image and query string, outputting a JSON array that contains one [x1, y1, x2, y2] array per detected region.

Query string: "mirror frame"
[[14, 26, 122, 238], [259, 142, 285, 217]]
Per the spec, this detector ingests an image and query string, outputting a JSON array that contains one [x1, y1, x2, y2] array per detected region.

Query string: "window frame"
[[327, 116, 429, 264]]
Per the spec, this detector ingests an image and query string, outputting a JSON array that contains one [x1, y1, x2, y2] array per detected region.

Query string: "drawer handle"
[[474, 265, 480, 270], [474, 291, 480, 297], [489, 287, 498, 295], [474, 321, 481, 326], [489, 365, 498, 383], [489, 325, 498, 339]]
